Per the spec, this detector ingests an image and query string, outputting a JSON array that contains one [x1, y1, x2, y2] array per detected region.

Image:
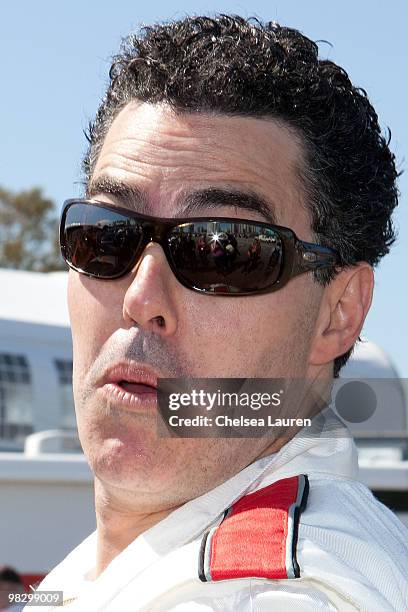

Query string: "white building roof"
[[1, 268, 70, 327], [341, 338, 400, 378]]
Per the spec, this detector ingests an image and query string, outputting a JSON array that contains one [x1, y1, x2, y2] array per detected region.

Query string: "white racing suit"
[[28, 408, 408, 611]]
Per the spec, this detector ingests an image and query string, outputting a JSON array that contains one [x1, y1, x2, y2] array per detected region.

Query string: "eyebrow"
[[87, 176, 278, 224], [179, 188, 278, 225], [86, 176, 150, 214]]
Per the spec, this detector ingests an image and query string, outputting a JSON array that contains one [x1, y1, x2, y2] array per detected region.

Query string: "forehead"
[[90, 102, 311, 234]]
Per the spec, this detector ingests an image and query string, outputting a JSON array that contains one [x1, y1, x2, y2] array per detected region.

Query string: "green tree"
[[0, 186, 66, 271]]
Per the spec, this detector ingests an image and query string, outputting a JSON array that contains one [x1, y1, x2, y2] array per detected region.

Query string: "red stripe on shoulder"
[[199, 474, 309, 582]]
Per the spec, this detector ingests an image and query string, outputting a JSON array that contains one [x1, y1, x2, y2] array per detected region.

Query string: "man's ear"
[[309, 262, 374, 366]]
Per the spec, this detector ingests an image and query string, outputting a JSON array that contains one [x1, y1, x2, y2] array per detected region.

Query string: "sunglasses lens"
[[61, 203, 144, 278], [168, 221, 283, 294]]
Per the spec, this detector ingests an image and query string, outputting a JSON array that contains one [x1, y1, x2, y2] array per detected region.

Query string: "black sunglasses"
[[60, 199, 340, 296]]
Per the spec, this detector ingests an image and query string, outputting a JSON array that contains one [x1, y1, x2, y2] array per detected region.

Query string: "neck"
[[93, 479, 179, 579]]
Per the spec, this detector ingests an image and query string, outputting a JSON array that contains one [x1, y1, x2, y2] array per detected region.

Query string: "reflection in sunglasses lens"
[[64, 204, 143, 278], [169, 221, 283, 294]]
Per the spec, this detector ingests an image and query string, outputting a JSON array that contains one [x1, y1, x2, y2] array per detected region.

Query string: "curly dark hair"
[[84, 15, 399, 377]]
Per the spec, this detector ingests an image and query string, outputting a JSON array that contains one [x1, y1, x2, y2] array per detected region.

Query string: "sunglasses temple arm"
[[292, 240, 341, 276]]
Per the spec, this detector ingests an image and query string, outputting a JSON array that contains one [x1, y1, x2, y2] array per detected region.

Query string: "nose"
[[122, 243, 179, 335]]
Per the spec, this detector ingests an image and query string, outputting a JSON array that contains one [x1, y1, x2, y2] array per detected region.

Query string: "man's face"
[[68, 102, 324, 509]]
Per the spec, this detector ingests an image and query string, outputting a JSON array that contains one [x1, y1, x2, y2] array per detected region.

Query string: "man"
[[32, 15, 407, 611]]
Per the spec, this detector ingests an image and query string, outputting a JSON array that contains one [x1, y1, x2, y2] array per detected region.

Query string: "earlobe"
[[309, 263, 374, 367]]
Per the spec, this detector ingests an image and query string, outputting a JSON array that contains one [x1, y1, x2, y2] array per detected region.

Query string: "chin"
[[89, 443, 187, 505], [81, 425, 150, 474]]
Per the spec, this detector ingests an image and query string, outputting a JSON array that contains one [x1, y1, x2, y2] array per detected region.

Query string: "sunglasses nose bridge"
[[133, 223, 170, 265], [143, 219, 171, 247]]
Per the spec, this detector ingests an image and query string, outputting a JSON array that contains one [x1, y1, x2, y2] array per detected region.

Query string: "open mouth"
[[117, 381, 157, 394], [99, 362, 159, 409], [101, 380, 158, 410]]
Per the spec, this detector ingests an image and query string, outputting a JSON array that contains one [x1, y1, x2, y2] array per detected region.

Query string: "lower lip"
[[99, 382, 158, 410]]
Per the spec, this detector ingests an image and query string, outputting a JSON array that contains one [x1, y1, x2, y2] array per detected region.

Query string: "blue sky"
[[1, 1, 407, 374]]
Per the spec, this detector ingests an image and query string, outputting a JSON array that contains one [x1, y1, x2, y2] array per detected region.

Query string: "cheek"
[[182, 279, 316, 377], [68, 273, 118, 374], [182, 294, 295, 376]]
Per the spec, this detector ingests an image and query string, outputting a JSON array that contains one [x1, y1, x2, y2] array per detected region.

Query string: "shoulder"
[[297, 475, 408, 610], [199, 474, 408, 610], [301, 475, 408, 561]]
